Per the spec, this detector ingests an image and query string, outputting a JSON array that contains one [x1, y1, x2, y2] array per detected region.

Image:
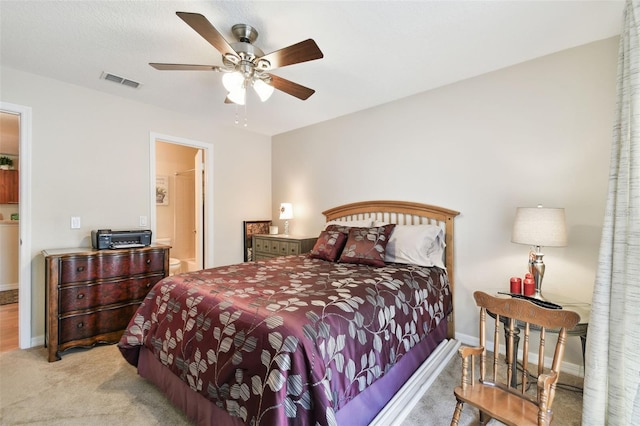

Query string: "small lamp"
[[511, 205, 567, 300], [279, 203, 293, 235], [253, 78, 274, 102], [223, 72, 247, 105]]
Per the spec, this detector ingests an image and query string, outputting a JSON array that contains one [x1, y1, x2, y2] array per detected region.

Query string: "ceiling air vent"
[[100, 72, 141, 89]]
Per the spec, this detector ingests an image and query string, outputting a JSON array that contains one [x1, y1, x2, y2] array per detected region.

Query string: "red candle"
[[523, 278, 535, 296], [510, 277, 522, 294]]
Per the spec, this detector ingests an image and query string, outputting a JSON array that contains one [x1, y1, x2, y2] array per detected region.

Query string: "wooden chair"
[[450, 291, 580, 426]]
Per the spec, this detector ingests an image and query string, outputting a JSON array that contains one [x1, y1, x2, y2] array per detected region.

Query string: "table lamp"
[[511, 205, 567, 300], [279, 203, 293, 235]]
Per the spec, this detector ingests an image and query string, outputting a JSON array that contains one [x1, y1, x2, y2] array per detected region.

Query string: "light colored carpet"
[[0, 344, 582, 425]]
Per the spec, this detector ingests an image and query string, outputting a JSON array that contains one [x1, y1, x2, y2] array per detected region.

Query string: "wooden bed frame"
[[322, 200, 460, 339], [131, 200, 461, 426]]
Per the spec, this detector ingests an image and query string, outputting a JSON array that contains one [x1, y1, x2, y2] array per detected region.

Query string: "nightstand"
[[499, 292, 590, 354], [252, 234, 317, 260], [491, 291, 590, 387]]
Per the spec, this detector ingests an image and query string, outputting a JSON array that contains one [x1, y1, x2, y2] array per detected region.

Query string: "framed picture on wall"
[[243, 220, 272, 261], [156, 175, 169, 205]]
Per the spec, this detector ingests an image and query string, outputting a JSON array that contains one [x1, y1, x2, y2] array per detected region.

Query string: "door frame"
[[1, 101, 32, 349], [194, 150, 204, 270], [149, 132, 214, 268]]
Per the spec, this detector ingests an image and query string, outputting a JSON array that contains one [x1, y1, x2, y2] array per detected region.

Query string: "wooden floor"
[[0, 303, 19, 352]]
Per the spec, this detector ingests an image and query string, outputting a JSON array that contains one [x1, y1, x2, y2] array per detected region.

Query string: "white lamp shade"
[[222, 72, 244, 92], [511, 206, 567, 247], [279, 203, 293, 220], [253, 79, 274, 102], [226, 88, 246, 105]]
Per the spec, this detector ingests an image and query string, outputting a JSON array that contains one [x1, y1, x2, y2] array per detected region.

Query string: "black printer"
[[91, 229, 152, 250]]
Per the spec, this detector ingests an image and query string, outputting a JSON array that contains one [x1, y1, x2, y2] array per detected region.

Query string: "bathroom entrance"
[[152, 133, 214, 272]]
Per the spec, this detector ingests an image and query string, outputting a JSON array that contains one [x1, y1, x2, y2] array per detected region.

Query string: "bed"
[[118, 200, 460, 425]]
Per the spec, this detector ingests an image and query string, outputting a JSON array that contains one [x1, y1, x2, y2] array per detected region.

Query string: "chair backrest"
[[473, 291, 580, 412]]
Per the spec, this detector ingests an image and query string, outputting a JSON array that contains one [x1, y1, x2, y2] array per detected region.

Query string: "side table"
[[252, 234, 317, 260], [491, 291, 590, 387]]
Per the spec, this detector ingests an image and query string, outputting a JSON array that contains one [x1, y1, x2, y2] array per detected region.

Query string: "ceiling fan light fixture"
[[151, 12, 324, 111], [253, 79, 274, 102], [227, 88, 246, 105], [222, 71, 244, 92]]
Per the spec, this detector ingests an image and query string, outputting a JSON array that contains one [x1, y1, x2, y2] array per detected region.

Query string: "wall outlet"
[[70, 216, 81, 229], [139, 216, 148, 227]]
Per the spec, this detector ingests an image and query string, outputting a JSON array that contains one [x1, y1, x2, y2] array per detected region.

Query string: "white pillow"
[[324, 219, 373, 229], [384, 224, 446, 269]]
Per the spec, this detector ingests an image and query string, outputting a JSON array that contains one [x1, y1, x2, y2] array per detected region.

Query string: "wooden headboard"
[[322, 200, 460, 338]]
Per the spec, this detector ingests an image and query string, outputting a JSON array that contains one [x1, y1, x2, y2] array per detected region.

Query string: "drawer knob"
[[146, 259, 151, 264], [77, 322, 84, 329], [77, 266, 85, 272], [77, 293, 84, 299]]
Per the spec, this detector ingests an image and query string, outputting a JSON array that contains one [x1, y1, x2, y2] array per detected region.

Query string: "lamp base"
[[531, 250, 546, 301], [530, 291, 547, 301], [284, 220, 289, 235]]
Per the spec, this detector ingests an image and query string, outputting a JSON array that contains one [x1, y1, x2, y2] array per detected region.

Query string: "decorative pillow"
[[308, 230, 348, 262], [324, 219, 373, 232], [325, 224, 353, 235], [338, 224, 396, 267], [384, 224, 446, 269]]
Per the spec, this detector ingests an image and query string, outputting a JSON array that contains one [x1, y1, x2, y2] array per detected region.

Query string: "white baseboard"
[[455, 331, 584, 378], [0, 283, 18, 292], [370, 338, 461, 426], [31, 334, 44, 348]]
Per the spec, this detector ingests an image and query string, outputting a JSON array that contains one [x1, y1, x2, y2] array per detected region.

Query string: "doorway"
[[150, 133, 214, 269], [0, 102, 32, 349]]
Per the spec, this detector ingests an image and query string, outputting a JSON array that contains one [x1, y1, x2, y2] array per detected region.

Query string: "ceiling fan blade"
[[268, 74, 315, 100], [260, 39, 323, 70], [149, 63, 222, 71], [176, 12, 237, 57]]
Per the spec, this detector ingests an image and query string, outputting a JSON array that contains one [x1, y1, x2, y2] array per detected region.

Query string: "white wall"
[[272, 37, 619, 367], [1, 66, 272, 340]]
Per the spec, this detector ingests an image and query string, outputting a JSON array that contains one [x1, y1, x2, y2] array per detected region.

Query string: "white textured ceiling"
[[0, 1, 626, 136]]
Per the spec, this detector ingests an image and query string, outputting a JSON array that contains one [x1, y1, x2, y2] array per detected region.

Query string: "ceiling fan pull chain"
[[234, 105, 240, 125], [233, 104, 248, 127]]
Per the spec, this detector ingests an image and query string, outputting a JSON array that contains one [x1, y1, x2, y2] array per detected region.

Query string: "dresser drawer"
[[59, 303, 140, 344], [286, 244, 300, 255], [253, 237, 270, 254], [269, 240, 287, 255], [58, 274, 163, 313], [60, 250, 165, 284]]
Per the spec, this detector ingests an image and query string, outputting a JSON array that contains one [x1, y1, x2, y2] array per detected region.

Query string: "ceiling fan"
[[150, 12, 324, 105]]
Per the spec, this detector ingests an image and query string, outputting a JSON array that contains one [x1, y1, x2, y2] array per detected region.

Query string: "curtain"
[[582, 1, 640, 424]]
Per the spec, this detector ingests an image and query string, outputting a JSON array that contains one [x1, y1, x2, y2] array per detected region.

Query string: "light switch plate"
[[70, 216, 81, 229]]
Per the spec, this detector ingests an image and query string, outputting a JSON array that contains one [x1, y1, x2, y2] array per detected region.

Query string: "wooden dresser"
[[252, 234, 317, 260], [43, 245, 169, 362]]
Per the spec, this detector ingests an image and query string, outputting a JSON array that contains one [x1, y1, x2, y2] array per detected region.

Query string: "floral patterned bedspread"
[[118, 255, 451, 425]]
